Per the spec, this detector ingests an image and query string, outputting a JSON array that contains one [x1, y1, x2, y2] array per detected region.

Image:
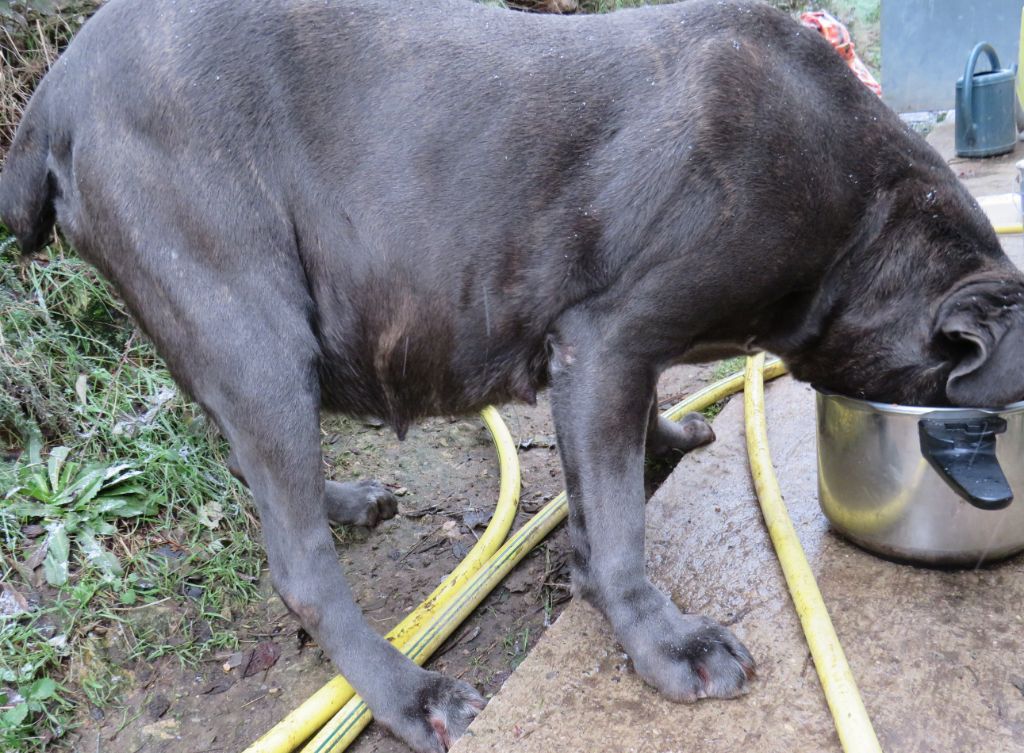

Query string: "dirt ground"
[[69, 363, 720, 753]]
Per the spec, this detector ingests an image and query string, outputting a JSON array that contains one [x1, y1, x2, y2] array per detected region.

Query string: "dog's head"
[[768, 179, 1024, 408]]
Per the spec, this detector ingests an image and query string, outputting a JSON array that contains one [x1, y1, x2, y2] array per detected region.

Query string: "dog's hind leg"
[[645, 393, 715, 458], [548, 313, 754, 704], [71, 224, 480, 752], [178, 309, 480, 752], [228, 452, 398, 528], [211, 350, 479, 751], [56, 129, 481, 747]]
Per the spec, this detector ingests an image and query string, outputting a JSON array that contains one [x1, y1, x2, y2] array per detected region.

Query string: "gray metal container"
[[815, 390, 1024, 566], [955, 42, 1018, 158]]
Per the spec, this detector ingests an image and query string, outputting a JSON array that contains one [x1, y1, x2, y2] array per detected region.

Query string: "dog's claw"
[[425, 677, 484, 751], [654, 617, 755, 702]]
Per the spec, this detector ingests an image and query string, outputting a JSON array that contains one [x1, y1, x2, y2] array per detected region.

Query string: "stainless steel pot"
[[815, 390, 1024, 566]]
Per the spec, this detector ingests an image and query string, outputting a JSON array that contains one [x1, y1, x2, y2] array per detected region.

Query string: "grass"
[[0, 234, 263, 751], [502, 626, 531, 668], [1, 8, 303, 747], [0, 2, 103, 155], [699, 357, 747, 420]]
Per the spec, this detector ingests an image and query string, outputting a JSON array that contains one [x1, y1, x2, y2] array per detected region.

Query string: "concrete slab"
[[454, 378, 1024, 753]]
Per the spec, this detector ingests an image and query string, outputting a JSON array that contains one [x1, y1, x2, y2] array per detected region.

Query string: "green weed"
[[4, 442, 156, 586], [502, 626, 531, 668]]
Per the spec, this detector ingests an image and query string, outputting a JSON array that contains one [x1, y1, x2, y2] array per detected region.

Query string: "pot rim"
[[813, 387, 1024, 417]]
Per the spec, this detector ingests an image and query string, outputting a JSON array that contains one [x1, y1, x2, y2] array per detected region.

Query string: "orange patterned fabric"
[[800, 10, 882, 97]]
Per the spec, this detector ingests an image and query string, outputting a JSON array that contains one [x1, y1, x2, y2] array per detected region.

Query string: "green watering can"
[[956, 42, 1018, 158]]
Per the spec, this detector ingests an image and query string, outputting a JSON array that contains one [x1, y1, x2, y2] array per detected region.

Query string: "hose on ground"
[[744, 353, 882, 753]]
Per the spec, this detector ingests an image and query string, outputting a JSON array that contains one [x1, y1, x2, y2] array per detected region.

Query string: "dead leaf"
[[504, 565, 537, 594], [243, 641, 281, 678], [140, 719, 179, 740], [112, 386, 177, 436], [25, 539, 48, 570], [401, 504, 441, 519], [197, 500, 224, 530], [462, 510, 490, 529], [75, 373, 88, 405], [201, 679, 235, 695], [147, 694, 171, 720], [362, 596, 387, 612], [518, 434, 557, 450], [21, 539, 49, 586], [0, 583, 30, 617]]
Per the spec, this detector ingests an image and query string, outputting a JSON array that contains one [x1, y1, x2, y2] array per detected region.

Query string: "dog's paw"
[[646, 616, 754, 701], [648, 412, 716, 458], [614, 590, 754, 702], [324, 479, 398, 527], [383, 672, 486, 753]]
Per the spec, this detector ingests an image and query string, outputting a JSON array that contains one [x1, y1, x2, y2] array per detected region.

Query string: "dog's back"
[[0, 0, 948, 422]]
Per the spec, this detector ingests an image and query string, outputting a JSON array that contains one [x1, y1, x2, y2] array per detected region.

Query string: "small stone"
[[223, 651, 245, 672], [141, 718, 180, 741], [441, 520, 461, 539]]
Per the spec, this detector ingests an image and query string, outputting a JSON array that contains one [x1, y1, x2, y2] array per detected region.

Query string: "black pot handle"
[[918, 413, 1013, 510]]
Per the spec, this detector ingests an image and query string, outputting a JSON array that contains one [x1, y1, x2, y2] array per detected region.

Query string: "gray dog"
[[4, 1, 1024, 750]]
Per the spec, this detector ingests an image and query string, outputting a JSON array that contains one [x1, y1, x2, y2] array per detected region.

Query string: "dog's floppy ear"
[[939, 281, 1024, 407]]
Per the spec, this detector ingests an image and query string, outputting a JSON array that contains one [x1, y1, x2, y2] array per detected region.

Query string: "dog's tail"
[[0, 91, 56, 256]]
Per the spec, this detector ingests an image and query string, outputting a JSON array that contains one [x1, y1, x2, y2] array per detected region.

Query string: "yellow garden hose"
[[242, 406, 521, 753], [301, 472, 568, 753], [744, 353, 882, 753]]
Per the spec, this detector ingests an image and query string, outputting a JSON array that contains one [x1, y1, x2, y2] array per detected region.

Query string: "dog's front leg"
[[548, 319, 754, 702]]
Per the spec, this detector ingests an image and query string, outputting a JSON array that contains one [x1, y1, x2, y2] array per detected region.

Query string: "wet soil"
[[71, 364, 719, 753]]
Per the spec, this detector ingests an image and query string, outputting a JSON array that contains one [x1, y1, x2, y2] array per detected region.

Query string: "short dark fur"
[[4, 1, 1024, 750]]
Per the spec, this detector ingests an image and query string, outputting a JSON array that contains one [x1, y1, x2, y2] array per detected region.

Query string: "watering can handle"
[[960, 42, 1003, 146]]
